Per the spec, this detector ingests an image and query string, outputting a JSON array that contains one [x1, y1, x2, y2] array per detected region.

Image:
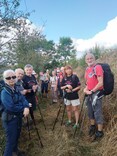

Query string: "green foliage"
[[89, 44, 101, 60], [78, 54, 86, 67], [57, 37, 76, 65], [67, 56, 79, 69]]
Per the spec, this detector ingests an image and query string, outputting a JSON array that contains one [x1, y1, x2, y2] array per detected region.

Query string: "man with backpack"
[[84, 53, 104, 140]]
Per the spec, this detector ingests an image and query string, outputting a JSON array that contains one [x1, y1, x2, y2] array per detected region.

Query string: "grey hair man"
[[84, 53, 104, 140]]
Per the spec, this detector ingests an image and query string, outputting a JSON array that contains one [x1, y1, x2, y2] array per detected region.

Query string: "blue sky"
[[20, 0, 117, 43]]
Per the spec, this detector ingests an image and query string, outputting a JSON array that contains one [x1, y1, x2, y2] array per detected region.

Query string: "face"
[[25, 67, 33, 76], [5, 72, 16, 87], [60, 67, 64, 73], [52, 71, 56, 76], [65, 68, 72, 76], [15, 69, 24, 80], [85, 54, 95, 67]]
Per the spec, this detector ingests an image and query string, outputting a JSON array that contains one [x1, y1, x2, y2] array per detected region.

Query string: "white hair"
[[24, 64, 33, 70], [3, 69, 15, 81], [15, 68, 24, 74]]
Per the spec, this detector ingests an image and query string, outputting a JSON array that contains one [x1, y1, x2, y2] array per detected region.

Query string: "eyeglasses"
[[5, 76, 16, 80]]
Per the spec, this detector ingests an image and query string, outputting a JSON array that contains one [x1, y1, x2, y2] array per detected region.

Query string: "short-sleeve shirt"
[[61, 74, 81, 100], [50, 76, 58, 88], [85, 64, 103, 90]]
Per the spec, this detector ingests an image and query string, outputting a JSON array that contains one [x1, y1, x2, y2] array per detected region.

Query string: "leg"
[[64, 99, 72, 123], [72, 105, 79, 125], [86, 96, 96, 136], [2, 118, 18, 156], [94, 98, 104, 139], [71, 99, 80, 128], [66, 105, 72, 122]]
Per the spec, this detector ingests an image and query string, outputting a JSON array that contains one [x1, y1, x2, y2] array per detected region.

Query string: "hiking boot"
[[65, 121, 71, 127], [89, 125, 96, 137], [73, 124, 79, 129], [93, 131, 104, 141]]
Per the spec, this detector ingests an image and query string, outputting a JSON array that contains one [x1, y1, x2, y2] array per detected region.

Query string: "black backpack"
[[94, 63, 114, 95], [0, 81, 5, 117]]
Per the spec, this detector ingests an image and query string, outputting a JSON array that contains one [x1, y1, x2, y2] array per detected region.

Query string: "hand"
[[22, 89, 28, 95], [66, 85, 72, 90], [29, 103, 32, 107], [23, 108, 29, 117], [27, 89, 31, 93], [66, 88, 72, 93], [84, 90, 92, 95]]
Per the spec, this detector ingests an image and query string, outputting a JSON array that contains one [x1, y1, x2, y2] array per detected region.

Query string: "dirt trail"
[[20, 95, 100, 156]]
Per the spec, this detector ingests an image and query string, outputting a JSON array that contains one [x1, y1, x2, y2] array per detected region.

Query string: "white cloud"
[[73, 16, 117, 58]]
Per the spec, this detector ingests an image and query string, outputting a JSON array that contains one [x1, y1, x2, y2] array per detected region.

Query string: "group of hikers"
[[0, 52, 111, 156]]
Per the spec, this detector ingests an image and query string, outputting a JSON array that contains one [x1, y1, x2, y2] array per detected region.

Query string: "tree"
[[57, 37, 77, 65], [0, 0, 29, 76]]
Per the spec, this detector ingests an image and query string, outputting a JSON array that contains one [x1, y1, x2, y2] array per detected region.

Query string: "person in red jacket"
[[84, 53, 104, 140]]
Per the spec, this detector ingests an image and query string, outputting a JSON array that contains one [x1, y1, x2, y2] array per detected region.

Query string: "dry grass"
[[0, 50, 117, 156]]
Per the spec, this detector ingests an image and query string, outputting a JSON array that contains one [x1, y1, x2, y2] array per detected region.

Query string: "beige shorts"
[[64, 98, 80, 106]]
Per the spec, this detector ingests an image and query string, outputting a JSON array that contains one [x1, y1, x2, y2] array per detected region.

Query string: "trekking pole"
[[26, 117, 31, 139], [61, 104, 66, 126], [52, 104, 62, 131], [36, 96, 46, 130], [30, 107, 44, 148], [37, 104, 46, 130], [73, 95, 86, 138], [78, 105, 87, 139]]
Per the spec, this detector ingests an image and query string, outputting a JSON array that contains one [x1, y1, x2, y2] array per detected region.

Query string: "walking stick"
[[36, 96, 46, 130], [30, 107, 44, 148], [26, 117, 31, 139], [73, 95, 86, 138], [52, 104, 62, 131], [61, 104, 66, 126], [78, 105, 87, 139], [37, 104, 46, 130]]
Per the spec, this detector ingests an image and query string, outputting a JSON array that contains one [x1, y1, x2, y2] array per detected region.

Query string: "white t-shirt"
[[50, 76, 58, 88]]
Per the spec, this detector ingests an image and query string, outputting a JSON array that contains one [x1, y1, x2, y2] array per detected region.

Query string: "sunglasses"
[[5, 76, 16, 80]]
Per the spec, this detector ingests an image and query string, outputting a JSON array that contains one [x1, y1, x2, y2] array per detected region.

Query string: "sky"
[[20, 0, 117, 56]]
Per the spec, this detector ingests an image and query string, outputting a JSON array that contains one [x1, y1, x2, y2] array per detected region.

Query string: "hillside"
[[0, 50, 117, 156]]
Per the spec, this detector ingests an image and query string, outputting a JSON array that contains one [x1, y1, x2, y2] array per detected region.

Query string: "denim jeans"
[[2, 117, 22, 156]]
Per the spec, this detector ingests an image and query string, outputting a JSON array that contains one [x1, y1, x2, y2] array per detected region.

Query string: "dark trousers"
[[2, 117, 22, 156], [41, 82, 48, 94], [26, 95, 36, 111]]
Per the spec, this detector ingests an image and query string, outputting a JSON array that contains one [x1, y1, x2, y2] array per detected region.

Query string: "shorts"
[[64, 98, 80, 106], [86, 92, 104, 124]]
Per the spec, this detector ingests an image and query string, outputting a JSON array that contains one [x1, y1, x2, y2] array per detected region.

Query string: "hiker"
[[57, 67, 64, 98], [15, 68, 29, 95], [1, 69, 29, 156], [61, 65, 81, 129], [50, 70, 58, 103], [22, 64, 38, 111], [40, 70, 49, 98], [84, 53, 104, 140]]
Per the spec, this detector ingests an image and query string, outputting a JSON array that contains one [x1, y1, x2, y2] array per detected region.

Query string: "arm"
[[91, 76, 103, 92], [1, 90, 29, 113]]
